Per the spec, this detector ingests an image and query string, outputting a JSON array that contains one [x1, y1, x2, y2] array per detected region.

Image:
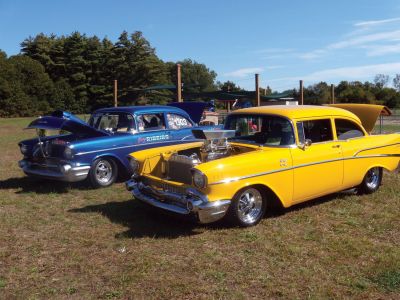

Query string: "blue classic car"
[[18, 103, 213, 187]]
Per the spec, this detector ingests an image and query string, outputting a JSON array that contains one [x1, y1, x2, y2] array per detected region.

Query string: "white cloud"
[[364, 43, 400, 56], [224, 67, 263, 78], [303, 62, 400, 81], [271, 62, 400, 84], [354, 17, 400, 28], [299, 49, 327, 60], [300, 30, 400, 60], [328, 30, 400, 49]]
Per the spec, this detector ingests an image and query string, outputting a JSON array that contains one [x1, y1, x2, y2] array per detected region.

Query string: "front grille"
[[166, 154, 198, 184], [142, 177, 187, 195], [48, 144, 66, 158]]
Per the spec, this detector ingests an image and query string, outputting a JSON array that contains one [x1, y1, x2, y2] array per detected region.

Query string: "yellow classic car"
[[125, 104, 400, 227]]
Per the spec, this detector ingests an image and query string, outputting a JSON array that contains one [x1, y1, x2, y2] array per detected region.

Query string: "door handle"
[[332, 145, 340, 148]]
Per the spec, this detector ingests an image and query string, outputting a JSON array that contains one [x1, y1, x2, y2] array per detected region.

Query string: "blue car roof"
[[93, 105, 187, 115]]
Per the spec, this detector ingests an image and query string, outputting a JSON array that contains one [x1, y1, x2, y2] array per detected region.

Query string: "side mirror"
[[299, 139, 312, 150]]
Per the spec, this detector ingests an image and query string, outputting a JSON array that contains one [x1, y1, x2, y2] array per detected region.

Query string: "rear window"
[[137, 113, 165, 131], [335, 119, 364, 140], [300, 119, 333, 143]]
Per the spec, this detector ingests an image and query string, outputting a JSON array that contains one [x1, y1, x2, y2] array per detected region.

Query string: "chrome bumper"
[[125, 178, 231, 224], [18, 159, 90, 182]]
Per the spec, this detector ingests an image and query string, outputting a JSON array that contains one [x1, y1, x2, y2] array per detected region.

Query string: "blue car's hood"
[[27, 111, 109, 137], [167, 102, 208, 124]]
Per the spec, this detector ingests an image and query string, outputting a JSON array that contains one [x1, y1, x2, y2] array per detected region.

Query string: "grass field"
[[0, 117, 399, 299]]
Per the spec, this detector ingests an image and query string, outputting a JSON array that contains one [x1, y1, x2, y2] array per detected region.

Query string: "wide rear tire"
[[357, 167, 382, 194]]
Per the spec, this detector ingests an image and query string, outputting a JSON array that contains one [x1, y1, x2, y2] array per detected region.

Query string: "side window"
[[167, 113, 193, 129], [98, 114, 119, 132], [92, 113, 135, 133], [115, 114, 135, 133], [296, 122, 305, 144], [303, 119, 333, 143], [335, 119, 364, 140], [137, 113, 165, 131]]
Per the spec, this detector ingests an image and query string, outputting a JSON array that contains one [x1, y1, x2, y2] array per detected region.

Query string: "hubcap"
[[95, 160, 113, 184], [365, 167, 380, 190], [237, 188, 263, 224]]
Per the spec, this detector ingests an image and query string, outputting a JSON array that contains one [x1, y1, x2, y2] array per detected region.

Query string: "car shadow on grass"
[[0, 176, 91, 194], [69, 189, 358, 239], [69, 199, 223, 239]]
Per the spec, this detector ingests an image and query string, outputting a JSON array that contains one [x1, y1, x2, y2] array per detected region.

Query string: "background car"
[[126, 104, 400, 227], [18, 103, 215, 187]]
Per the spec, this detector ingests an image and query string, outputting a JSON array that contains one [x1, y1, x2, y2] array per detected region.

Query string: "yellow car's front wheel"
[[226, 187, 267, 227]]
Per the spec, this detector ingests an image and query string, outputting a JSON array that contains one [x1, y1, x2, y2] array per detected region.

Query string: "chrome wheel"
[[237, 188, 264, 225], [95, 160, 113, 184], [357, 167, 382, 194], [365, 167, 380, 190]]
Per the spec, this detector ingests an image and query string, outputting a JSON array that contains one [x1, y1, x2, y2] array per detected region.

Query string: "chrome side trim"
[[181, 135, 193, 140], [209, 153, 400, 185], [353, 142, 400, 156], [75, 144, 136, 156], [76, 139, 201, 156], [75, 140, 184, 156]]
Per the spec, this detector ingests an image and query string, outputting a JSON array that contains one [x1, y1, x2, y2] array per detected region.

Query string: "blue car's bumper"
[[18, 159, 90, 182]]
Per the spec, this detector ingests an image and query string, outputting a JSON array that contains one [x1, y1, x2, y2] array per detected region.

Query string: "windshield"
[[89, 112, 136, 133], [224, 114, 295, 146]]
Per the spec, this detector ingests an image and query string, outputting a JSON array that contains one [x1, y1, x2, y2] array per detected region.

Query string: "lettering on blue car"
[[138, 134, 170, 143]]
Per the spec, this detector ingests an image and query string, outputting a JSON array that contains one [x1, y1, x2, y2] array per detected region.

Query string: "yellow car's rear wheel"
[[357, 167, 382, 194]]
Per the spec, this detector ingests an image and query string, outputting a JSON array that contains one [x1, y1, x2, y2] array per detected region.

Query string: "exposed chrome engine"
[[192, 129, 235, 162], [165, 130, 235, 184]]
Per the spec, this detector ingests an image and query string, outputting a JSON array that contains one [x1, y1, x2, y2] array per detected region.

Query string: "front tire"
[[226, 187, 267, 227], [89, 158, 118, 188], [357, 167, 382, 194]]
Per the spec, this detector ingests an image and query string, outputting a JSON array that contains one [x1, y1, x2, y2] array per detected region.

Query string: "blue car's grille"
[[48, 144, 66, 158]]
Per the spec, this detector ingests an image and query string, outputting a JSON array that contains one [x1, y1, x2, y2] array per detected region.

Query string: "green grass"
[[0, 117, 399, 299]]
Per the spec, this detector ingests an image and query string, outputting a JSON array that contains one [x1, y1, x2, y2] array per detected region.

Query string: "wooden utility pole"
[[176, 64, 182, 102], [255, 73, 260, 107], [113, 80, 118, 107], [331, 84, 335, 104], [299, 80, 304, 105]]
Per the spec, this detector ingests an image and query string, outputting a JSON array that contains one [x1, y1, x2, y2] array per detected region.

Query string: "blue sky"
[[1, 0, 400, 91]]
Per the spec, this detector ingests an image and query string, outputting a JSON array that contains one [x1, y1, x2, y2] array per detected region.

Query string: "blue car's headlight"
[[128, 157, 140, 175], [64, 147, 74, 159], [20, 144, 29, 155]]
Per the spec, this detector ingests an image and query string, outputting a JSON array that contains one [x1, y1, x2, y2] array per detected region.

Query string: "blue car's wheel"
[[89, 158, 118, 188]]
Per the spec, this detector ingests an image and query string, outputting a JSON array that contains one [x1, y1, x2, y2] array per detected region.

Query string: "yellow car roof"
[[232, 105, 361, 122]]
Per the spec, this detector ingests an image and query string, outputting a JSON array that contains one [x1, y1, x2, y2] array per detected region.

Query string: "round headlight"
[[192, 169, 207, 189], [64, 147, 74, 159], [129, 157, 140, 174], [20, 144, 29, 155]]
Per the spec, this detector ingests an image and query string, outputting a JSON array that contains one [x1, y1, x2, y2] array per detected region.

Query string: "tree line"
[[0, 31, 217, 117], [0, 30, 400, 117], [295, 74, 400, 108]]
